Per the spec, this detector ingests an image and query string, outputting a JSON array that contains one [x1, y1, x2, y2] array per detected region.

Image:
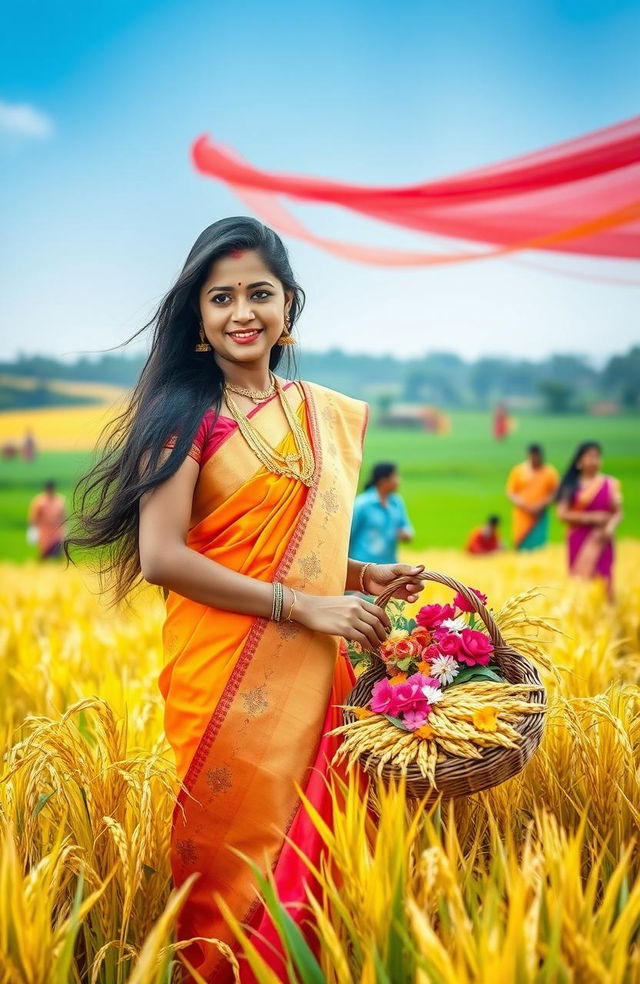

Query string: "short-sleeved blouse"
[[164, 380, 298, 467]]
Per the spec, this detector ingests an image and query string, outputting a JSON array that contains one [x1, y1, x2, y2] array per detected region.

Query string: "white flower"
[[421, 683, 444, 704], [440, 616, 467, 635], [429, 655, 460, 686]]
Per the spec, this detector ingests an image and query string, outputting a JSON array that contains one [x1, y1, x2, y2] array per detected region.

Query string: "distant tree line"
[[0, 345, 638, 413]]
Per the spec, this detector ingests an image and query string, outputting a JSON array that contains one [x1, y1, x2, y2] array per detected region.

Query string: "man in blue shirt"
[[349, 462, 414, 565]]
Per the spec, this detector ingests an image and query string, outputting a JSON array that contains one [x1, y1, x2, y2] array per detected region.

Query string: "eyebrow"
[[206, 280, 275, 294]]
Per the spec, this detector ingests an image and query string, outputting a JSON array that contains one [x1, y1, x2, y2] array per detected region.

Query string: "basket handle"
[[372, 570, 505, 654]]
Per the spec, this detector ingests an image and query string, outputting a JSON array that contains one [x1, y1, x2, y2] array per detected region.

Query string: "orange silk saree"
[[159, 380, 368, 982]]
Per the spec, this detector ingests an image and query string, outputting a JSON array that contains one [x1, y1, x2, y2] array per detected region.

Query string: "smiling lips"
[[227, 328, 263, 344]]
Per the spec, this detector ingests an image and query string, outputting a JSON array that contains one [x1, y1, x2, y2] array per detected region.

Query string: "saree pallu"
[[507, 463, 559, 550], [567, 475, 620, 589], [517, 510, 549, 551], [159, 381, 367, 982]]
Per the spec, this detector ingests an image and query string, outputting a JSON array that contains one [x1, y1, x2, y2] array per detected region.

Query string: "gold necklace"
[[225, 373, 276, 404], [223, 379, 315, 486]]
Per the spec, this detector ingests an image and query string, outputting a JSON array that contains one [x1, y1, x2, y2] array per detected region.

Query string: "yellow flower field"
[[0, 380, 127, 451], [1, 544, 640, 982]]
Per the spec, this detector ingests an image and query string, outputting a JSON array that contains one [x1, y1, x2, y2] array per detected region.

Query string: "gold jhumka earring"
[[277, 313, 295, 346], [194, 323, 212, 352]]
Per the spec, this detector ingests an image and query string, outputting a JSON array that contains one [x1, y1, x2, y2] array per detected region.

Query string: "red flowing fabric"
[[191, 116, 640, 267]]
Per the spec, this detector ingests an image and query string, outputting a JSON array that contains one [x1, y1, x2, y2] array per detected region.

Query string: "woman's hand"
[[364, 563, 425, 604], [294, 593, 391, 652]]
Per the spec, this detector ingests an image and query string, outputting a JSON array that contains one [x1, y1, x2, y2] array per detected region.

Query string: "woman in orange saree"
[[69, 217, 424, 981], [160, 377, 374, 980]]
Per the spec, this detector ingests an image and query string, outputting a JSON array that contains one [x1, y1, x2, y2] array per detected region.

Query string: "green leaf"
[[405, 618, 417, 633], [34, 791, 55, 817], [449, 665, 504, 686], [396, 657, 413, 671], [373, 945, 394, 984], [54, 873, 85, 982], [240, 856, 326, 984], [385, 859, 407, 981], [76, 709, 96, 747], [383, 714, 409, 730]]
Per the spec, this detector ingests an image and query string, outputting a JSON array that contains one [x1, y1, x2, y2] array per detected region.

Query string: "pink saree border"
[[178, 380, 322, 799]]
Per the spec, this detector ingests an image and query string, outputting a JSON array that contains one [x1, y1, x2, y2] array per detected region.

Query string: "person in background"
[[349, 462, 414, 566], [22, 429, 37, 462], [27, 480, 66, 560], [466, 515, 502, 555], [556, 441, 622, 598], [506, 443, 559, 550], [493, 403, 510, 441]]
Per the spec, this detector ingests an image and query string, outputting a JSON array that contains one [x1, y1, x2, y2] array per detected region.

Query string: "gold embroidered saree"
[[159, 380, 367, 981]]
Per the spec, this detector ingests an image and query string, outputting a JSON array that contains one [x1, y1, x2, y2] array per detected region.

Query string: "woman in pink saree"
[[557, 441, 623, 598]]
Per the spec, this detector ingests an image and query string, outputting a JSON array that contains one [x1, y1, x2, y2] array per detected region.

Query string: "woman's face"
[[577, 446, 601, 474], [198, 249, 293, 370], [378, 471, 399, 494]]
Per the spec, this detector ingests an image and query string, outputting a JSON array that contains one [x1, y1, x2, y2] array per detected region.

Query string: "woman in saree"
[[556, 441, 623, 599], [68, 217, 424, 982]]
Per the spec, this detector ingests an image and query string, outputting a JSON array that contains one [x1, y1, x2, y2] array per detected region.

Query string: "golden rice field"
[[1, 543, 640, 982], [0, 381, 127, 451]]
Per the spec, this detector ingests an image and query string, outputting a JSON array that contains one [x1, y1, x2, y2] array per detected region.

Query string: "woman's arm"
[[139, 454, 391, 650], [556, 501, 610, 526], [344, 558, 425, 603], [396, 496, 414, 543], [603, 481, 623, 538]]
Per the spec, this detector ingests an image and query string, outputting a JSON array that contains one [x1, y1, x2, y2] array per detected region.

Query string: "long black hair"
[[364, 462, 397, 490], [556, 440, 602, 504], [65, 217, 306, 602]]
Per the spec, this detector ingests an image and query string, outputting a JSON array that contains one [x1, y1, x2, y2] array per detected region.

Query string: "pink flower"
[[418, 674, 441, 691], [458, 628, 494, 666], [391, 673, 433, 713], [370, 678, 401, 715], [416, 603, 456, 630], [402, 708, 431, 731], [436, 631, 463, 658], [453, 587, 488, 613], [420, 643, 440, 663]]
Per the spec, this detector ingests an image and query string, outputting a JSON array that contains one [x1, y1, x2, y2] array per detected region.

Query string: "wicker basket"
[[343, 570, 546, 800]]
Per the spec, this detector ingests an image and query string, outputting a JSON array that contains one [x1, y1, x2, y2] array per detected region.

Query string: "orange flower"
[[353, 707, 374, 720], [417, 660, 432, 674], [380, 629, 408, 661], [410, 627, 433, 647], [394, 638, 422, 660], [473, 706, 499, 732], [389, 673, 408, 685], [415, 723, 435, 740]]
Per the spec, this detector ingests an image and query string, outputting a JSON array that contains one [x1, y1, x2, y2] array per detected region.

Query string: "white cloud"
[[0, 99, 54, 139]]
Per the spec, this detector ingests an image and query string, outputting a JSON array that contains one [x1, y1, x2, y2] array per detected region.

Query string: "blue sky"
[[1, 0, 639, 362]]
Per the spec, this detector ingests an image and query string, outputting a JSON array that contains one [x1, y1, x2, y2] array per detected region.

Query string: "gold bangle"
[[284, 587, 297, 622], [271, 581, 284, 622], [359, 562, 372, 594]]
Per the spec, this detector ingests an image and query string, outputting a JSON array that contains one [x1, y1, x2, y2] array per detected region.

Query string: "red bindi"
[[230, 249, 245, 259]]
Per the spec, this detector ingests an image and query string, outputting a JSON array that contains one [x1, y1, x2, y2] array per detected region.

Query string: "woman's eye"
[[212, 294, 230, 304], [253, 291, 272, 300]]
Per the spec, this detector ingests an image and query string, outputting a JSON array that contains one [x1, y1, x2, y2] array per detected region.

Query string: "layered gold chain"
[[225, 377, 276, 403], [223, 377, 315, 486]]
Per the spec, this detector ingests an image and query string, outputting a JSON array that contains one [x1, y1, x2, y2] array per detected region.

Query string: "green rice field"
[[1, 412, 638, 562]]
